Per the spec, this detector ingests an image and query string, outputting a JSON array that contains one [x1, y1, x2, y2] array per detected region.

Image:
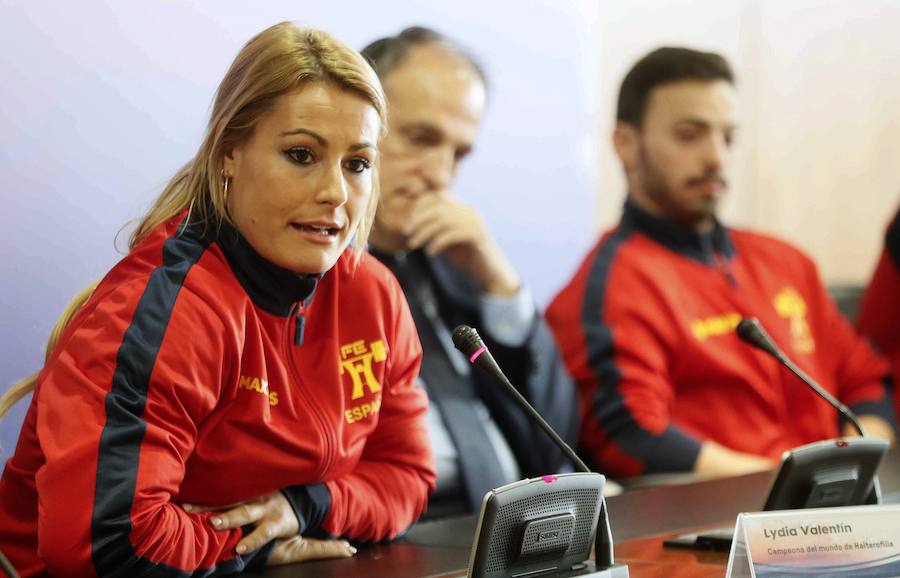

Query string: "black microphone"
[[451, 324, 590, 473], [736, 317, 867, 437], [0, 550, 18, 578], [452, 324, 617, 569]]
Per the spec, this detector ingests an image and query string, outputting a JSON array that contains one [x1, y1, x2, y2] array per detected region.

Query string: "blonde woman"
[[0, 22, 435, 577]]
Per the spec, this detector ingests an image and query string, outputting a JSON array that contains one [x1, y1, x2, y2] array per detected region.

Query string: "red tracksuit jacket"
[[0, 215, 436, 577], [547, 201, 896, 478], [858, 208, 900, 420]]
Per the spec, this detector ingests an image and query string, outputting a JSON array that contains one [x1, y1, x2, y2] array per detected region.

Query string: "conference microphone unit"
[[736, 317, 866, 437], [663, 318, 888, 552], [451, 325, 627, 578], [451, 324, 590, 473], [736, 316, 884, 505]]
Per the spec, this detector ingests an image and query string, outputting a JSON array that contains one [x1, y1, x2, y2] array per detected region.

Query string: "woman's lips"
[[290, 222, 341, 243]]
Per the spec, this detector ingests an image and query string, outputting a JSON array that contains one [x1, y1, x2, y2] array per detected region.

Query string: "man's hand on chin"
[[405, 192, 520, 297]]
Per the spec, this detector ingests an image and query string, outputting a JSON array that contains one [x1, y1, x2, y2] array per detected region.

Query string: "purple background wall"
[[0, 2, 599, 461]]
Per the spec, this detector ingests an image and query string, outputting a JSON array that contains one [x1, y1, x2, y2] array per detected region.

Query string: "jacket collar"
[[621, 198, 735, 265], [192, 218, 319, 317]]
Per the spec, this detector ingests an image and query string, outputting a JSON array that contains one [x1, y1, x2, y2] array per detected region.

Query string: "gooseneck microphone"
[[736, 317, 867, 437], [737, 317, 884, 505], [452, 324, 617, 570], [451, 325, 590, 473], [0, 550, 18, 578]]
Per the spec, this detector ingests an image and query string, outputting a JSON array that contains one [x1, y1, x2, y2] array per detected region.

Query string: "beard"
[[636, 144, 726, 231]]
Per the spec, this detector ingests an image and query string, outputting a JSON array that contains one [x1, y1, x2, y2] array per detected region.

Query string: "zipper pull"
[[715, 252, 737, 286], [294, 307, 306, 346], [724, 269, 737, 286]]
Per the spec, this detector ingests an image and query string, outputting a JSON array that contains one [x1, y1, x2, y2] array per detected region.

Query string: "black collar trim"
[[185, 217, 318, 317], [621, 199, 735, 265]]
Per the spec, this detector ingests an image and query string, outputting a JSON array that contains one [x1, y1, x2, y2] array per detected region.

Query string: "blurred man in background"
[[361, 27, 578, 517], [547, 47, 896, 479]]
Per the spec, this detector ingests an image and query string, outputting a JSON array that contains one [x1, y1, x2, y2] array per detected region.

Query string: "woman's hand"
[[268, 536, 356, 566], [182, 492, 357, 564], [182, 491, 300, 554]]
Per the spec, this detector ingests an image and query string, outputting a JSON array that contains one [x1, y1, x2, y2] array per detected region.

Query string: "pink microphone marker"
[[469, 346, 487, 363]]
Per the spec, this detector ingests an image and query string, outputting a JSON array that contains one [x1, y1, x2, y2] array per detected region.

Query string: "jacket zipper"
[[714, 252, 737, 286], [284, 301, 335, 479]]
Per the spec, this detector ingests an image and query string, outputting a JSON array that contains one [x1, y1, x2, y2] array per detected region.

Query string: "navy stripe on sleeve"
[[849, 375, 898, 436], [90, 221, 266, 577], [580, 226, 702, 474]]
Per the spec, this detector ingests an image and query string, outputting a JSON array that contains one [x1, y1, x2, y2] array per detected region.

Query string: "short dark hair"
[[360, 26, 487, 88], [617, 47, 734, 126]]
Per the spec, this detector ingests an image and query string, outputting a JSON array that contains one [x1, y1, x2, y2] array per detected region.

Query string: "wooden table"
[[249, 447, 900, 577]]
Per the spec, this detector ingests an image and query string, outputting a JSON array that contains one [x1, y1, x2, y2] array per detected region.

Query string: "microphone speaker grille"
[[452, 324, 483, 357]]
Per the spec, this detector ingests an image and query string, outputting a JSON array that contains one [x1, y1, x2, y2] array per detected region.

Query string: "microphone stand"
[[0, 551, 18, 578], [737, 317, 883, 504], [452, 325, 624, 576]]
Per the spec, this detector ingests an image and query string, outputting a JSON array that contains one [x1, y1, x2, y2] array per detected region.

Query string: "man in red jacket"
[[546, 47, 896, 479], [858, 206, 900, 420]]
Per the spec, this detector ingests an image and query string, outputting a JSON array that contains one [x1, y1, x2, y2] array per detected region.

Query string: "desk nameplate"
[[726, 504, 900, 577]]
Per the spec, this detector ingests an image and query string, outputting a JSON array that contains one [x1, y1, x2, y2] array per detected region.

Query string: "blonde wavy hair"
[[0, 22, 387, 420]]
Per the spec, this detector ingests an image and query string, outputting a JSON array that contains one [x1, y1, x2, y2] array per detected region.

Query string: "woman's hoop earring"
[[223, 176, 231, 206]]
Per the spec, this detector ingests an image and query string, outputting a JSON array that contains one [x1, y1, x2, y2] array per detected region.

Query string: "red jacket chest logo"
[[773, 287, 815, 354], [340, 339, 387, 400], [340, 339, 387, 425]]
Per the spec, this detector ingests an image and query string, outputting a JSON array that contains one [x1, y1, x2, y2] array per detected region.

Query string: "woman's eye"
[[285, 147, 315, 165], [346, 158, 372, 174]]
